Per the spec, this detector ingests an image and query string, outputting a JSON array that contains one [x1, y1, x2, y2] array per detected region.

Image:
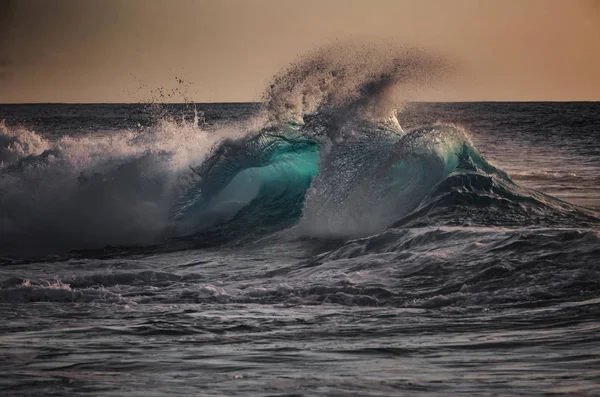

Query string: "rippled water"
[[1, 102, 599, 396]]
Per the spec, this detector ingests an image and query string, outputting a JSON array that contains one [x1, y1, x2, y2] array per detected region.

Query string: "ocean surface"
[[1, 101, 599, 396]]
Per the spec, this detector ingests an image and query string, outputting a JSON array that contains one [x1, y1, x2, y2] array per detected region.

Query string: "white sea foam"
[[0, 111, 237, 255]]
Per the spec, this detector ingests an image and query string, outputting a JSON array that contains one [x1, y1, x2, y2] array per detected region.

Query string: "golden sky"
[[0, 0, 599, 103]]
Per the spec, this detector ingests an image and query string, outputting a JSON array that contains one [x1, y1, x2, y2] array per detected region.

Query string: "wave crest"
[[0, 115, 223, 256]]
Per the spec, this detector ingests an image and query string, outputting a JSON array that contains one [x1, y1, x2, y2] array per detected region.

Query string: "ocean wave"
[[1, 45, 598, 258], [167, 119, 597, 247]]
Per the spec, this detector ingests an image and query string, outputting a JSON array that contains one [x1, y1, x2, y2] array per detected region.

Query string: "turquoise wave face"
[[169, 127, 321, 239], [168, 121, 598, 244]]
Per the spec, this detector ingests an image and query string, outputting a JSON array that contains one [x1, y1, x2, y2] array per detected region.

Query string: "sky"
[[0, 0, 599, 103]]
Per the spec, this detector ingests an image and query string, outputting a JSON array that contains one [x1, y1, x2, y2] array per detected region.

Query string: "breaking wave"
[[0, 44, 597, 258]]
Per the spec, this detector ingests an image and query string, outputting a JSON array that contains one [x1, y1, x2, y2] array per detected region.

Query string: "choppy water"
[[1, 102, 599, 396]]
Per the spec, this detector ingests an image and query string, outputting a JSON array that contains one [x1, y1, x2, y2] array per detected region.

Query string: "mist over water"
[[262, 43, 448, 128]]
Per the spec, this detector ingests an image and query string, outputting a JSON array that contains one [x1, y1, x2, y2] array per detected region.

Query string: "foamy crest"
[[0, 120, 50, 165], [296, 125, 472, 238], [0, 114, 231, 256]]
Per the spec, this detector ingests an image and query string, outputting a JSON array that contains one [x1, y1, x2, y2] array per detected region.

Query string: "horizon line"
[[1, 100, 600, 106]]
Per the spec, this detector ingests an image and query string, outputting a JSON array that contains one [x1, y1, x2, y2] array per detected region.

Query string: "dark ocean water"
[[0, 102, 599, 396]]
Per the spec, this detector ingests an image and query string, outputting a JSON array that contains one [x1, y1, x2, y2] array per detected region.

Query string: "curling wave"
[[167, 116, 598, 247], [1, 44, 598, 258]]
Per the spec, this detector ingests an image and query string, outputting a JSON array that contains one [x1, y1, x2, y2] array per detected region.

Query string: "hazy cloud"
[[0, 56, 11, 67], [0, 56, 12, 80], [0, 0, 16, 59]]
